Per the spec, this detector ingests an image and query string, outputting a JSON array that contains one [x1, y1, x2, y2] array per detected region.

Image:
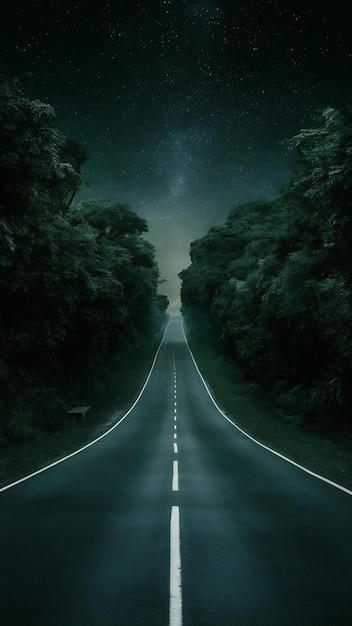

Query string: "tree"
[[0, 77, 166, 443], [180, 98, 352, 433], [0, 75, 63, 219]]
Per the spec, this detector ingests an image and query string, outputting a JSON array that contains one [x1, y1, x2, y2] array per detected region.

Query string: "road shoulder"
[[187, 332, 352, 492]]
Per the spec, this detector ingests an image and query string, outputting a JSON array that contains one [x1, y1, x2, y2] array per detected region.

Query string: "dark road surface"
[[1, 316, 352, 625]]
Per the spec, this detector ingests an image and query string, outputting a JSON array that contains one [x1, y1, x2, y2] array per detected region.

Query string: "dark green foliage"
[[0, 76, 168, 445], [58, 138, 89, 209], [180, 100, 352, 434], [156, 294, 170, 312]]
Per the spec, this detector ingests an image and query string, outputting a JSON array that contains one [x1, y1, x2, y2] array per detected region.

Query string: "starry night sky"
[[1, 1, 352, 311]]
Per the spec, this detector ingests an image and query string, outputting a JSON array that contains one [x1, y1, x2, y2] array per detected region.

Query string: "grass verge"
[[187, 332, 352, 492], [0, 329, 165, 489]]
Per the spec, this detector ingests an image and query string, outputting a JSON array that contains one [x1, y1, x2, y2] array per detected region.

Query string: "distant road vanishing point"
[[1, 317, 352, 625]]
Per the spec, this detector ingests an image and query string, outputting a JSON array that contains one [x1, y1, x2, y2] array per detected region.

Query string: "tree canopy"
[[0, 76, 168, 444], [180, 100, 352, 434]]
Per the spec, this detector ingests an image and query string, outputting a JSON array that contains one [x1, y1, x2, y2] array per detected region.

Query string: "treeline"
[[0, 76, 168, 444], [180, 99, 352, 434]]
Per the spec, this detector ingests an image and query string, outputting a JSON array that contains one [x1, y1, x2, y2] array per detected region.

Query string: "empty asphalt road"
[[1, 316, 352, 625]]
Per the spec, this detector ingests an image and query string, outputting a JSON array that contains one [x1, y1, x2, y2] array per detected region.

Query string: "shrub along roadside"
[[186, 328, 352, 492], [0, 327, 166, 488]]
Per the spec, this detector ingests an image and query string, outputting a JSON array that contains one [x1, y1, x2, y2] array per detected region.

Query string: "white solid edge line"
[[0, 322, 171, 494], [181, 321, 352, 497], [169, 505, 183, 626]]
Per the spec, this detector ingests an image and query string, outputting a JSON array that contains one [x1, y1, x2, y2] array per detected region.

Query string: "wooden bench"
[[67, 406, 91, 420]]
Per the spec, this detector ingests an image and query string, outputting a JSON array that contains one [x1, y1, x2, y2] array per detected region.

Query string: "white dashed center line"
[[169, 347, 182, 625], [169, 506, 182, 626], [172, 460, 179, 491]]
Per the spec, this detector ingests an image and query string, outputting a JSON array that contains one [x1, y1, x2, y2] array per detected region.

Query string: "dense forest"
[[0, 76, 168, 445], [180, 99, 352, 435]]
